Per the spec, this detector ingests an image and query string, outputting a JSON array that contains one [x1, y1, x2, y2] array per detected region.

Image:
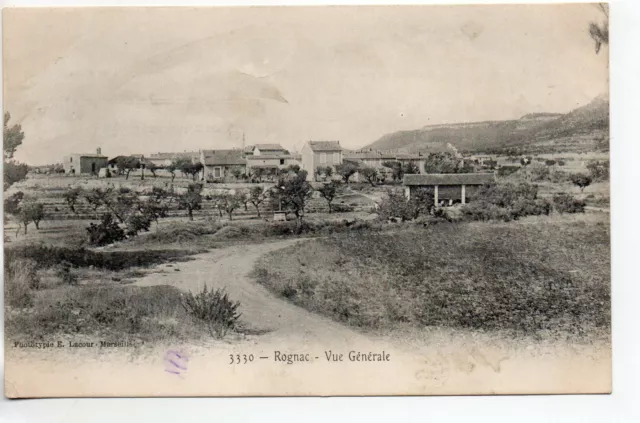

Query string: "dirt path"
[[136, 238, 366, 346]]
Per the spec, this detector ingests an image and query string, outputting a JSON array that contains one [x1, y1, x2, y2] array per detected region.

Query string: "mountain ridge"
[[362, 95, 609, 154]]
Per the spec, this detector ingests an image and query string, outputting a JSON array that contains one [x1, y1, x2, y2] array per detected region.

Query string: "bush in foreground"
[[5, 245, 193, 271], [86, 214, 126, 246], [180, 285, 241, 338], [6, 285, 208, 342], [5, 259, 40, 308], [461, 182, 552, 222], [553, 193, 586, 214]]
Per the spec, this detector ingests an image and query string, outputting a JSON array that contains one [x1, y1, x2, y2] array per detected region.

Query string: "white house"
[[300, 141, 343, 181]]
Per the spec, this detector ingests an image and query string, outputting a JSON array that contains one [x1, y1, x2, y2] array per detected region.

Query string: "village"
[[51, 140, 503, 207]]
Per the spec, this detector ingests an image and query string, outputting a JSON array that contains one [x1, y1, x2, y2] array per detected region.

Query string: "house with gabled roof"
[[300, 141, 343, 181], [251, 143, 288, 156], [199, 149, 247, 181]]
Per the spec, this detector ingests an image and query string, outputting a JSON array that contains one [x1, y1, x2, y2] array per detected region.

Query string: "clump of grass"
[[5, 259, 40, 308], [5, 285, 210, 342], [55, 261, 79, 285], [252, 220, 610, 337], [180, 285, 241, 338], [4, 245, 194, 271], [131, 220, 226, 245]]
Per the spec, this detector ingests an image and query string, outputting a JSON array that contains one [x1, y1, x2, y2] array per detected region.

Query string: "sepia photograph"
[[3, 4, 611, 397]]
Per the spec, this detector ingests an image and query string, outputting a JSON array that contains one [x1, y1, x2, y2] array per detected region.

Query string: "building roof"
[[246, 154, 293, 161], [249, 164, 279, 169], [254, 143, 286, 151], [149, 151, 198, 160], [404, 173, 496, 186], [308, 141, 341, 152], [70, 153, 108, 159], [201, 149, 247, 166], [344, 151, 423, 161]]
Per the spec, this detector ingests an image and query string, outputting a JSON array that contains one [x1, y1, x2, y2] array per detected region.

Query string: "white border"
[[1, 1, 638, 422]]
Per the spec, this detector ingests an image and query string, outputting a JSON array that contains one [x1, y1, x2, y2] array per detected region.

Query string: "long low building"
[[403, 173, 496, 205]]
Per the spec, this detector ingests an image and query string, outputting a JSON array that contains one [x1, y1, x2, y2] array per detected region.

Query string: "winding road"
[[136, 238, 366, 346]]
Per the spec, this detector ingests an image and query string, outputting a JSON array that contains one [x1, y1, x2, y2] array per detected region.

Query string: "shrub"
[[553, 193, 586, 214], [497, 166, 520, 177], [549, 170, 571, 183], [377, 188, 433, 222], [126, 214, 152, 236], [462, 182, 550, 221], [332, 203, 355, 213], [56, 261, 79, 285], [4, 245, 192, 271], [180, 285, 241, 338], [471, 182, 539, 207], [86, 214, 126, 246], [511, 198, 552, 219], [586, 160, 609, 181], [5, 259, 39, 307], [460, 201, 513, 222], [63, 186, 83, 214], [212, 225, 246, 239], [529, 164, 551, 181], [570, 173, 593, 192]]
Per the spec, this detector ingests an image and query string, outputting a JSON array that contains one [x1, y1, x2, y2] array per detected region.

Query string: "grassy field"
[[252, 214, 610, 339]]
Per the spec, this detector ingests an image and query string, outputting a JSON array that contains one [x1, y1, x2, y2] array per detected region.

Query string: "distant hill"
[[363, 95, 609, 154]]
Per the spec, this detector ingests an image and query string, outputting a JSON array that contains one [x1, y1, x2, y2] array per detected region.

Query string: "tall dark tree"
[[335, 161, 359, 184], [382, 161, 404, 182], [570, 173, 593, 192], [317, 181, 340, 213], [178, 160, 203, 181], [589, 4, 609, 54], [166, 161, 178, 182], [145, 161, 160, 178], [177, 183, 203, 221], [3, 112, 24, 160], [3, 112, 29, 189], [273, 170, 313, 229], [116, 156, 140, 180], [249, 186, 268, 217], [360, 167, 379, 187]]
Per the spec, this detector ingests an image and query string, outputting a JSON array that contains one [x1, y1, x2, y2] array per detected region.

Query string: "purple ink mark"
[[164, 350, 189, 376]]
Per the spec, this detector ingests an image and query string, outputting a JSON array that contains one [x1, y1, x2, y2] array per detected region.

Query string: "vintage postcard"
[[3, 4, 610, 397]]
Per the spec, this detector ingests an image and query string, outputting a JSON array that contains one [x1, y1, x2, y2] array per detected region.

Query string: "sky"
[[3, 5, 609, 165]]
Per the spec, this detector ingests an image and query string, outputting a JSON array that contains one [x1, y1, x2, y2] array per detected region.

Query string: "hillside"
[[364, 95, 609, 154]]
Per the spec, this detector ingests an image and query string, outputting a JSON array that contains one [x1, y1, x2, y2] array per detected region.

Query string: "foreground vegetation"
[[252, 218, 610, 338], [5, 245, 243, 342]]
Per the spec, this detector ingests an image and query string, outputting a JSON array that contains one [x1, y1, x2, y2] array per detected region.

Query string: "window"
[[333, 152, 340, 163], [214, 167, 221, 178], [320, 153, 326, 164], [280, 159, 285, 165]]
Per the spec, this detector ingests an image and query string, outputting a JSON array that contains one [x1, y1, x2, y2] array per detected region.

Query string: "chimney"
[[97, 147, 102, 155]]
